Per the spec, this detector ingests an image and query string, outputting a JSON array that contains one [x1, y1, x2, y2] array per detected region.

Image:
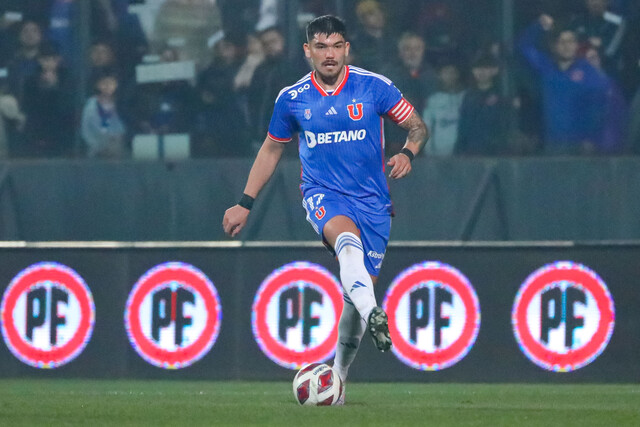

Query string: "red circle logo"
[[1, 262, 95, 368], [252, 262, 343, 369], [512, 261, 615, 372], [383, 262, 480, 371], [125, 262, 222, 369]]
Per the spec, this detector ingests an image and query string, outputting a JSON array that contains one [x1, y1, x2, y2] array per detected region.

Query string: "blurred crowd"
[[0, 0, 639, 159]]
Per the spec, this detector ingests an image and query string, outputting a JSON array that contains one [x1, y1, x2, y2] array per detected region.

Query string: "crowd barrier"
[[0, 241, 637, 382], [2, 157, 640, 242]]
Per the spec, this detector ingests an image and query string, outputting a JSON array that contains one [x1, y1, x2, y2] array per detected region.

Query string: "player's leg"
[[323, 215, 378, 325], [301, 191, 389, 390], [332, 293, 365, 389], [324, 215, 391, 354]]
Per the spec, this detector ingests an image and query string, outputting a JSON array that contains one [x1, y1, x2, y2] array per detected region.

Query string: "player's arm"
[[387, 110, 429, 179], [222, 136, 286, 237]]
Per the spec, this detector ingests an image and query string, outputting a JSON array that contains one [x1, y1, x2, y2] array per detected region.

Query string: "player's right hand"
[[222, 205, 250, 238]]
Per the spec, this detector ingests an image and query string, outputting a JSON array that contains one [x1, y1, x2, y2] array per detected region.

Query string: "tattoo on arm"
[[397, 111, 429, 153]]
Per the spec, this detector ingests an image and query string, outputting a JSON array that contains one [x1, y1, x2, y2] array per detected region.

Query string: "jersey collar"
[[311, 66, 350, 96]]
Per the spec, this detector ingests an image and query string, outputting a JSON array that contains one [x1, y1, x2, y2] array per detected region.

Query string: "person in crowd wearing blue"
[[81, 71, 127, 158], [518, 14, 609, 155]]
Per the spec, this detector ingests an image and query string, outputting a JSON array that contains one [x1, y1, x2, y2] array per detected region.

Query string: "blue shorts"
[[302, 188, 391, 277]]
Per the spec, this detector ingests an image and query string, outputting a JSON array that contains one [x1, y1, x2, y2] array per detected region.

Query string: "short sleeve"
[[373, 78, 414, 124], [267, 93, 295, 142]]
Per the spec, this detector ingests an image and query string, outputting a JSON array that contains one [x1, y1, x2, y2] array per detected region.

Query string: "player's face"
[[304, 33, 350, 82]]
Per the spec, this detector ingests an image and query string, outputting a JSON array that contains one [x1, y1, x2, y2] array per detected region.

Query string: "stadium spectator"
[[382, 32, 438, 156], [81, 71, 127, 159], [584, 44, 628, 153], [518, 14, 608, 155], [569, 0, 627, 81], [91, 0, 149, 82], [126, 46, 197, 137], [422, 59, 466, 156], [20, 43, 74, 157], [233, 34, 266, 93], [382, 33, 438, 115], [151, 0, 222, 70], [5, 20, 44, 105], [350, 0, 395, 73], [192, 37, 251, 157], [232, 34, 266, 130], [88, 41, 118, 89], [48, 0, 79, 69], [246, 27, 300, 145], [456, 53, 514, 156]]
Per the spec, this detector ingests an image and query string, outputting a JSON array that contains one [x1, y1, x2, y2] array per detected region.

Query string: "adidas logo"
[[325, 106, 338, 115], [350, 281, 367, 292]]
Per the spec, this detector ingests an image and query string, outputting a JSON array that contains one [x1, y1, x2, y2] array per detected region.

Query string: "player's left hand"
[[387, 153, 412, 179]]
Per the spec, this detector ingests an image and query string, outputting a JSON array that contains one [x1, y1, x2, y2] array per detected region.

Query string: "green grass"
[[0, 380, 637, 426]]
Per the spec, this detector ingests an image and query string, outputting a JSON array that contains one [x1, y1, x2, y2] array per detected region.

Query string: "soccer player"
[[222, 15, 429, 403]]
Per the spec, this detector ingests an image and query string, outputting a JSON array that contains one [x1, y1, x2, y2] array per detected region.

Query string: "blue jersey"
[[267, 65, 413, 214]]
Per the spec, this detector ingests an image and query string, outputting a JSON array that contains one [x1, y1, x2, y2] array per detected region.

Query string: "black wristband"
[[400, 148, 415, 162], [238, 193, 255, 210]]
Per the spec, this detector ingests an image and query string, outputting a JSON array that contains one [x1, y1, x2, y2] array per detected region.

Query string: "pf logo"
[[512, 261, 615, 372], [252, 261, 343, 369], [125, 262, 222, 369], [1, 262, 95, 368], [383, 262, 480, 371]]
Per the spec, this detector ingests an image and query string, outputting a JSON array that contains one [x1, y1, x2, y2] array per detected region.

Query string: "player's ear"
[[303, 43, 311, 58], [345, 41, 350, 58]]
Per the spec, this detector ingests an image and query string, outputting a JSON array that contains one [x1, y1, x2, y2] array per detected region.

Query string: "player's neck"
[[314, 66, 346, 91]]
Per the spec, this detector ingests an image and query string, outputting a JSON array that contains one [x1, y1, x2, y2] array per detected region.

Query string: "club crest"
[[347, 103, 363, 121]]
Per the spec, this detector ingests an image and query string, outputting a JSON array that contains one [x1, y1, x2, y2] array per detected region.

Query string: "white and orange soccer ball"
[[292, 363, 343, 406]]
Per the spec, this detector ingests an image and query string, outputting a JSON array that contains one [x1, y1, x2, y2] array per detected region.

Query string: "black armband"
[[238, 193, 255, 210], [400, 148, 415, 162]]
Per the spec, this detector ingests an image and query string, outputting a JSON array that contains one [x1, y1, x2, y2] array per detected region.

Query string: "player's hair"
[[306, 15, 347, 42]]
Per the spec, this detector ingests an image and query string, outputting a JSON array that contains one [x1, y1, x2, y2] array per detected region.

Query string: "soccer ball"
[[292, 363, 343, 406]]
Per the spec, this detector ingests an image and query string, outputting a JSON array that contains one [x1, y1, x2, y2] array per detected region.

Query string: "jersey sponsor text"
[[304, 129, 367, 148]]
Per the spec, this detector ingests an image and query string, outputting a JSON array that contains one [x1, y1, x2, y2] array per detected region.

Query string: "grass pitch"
[[0, 380, 637, 426]]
